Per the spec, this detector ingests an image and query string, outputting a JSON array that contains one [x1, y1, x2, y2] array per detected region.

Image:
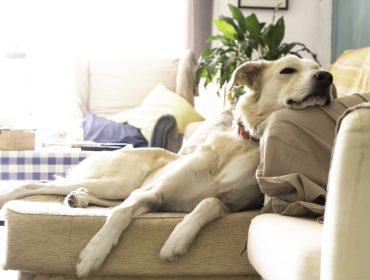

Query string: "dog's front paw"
[[76, 231, 112, 277], [65, 188, 90, 208], [159, 235, 192, 261]]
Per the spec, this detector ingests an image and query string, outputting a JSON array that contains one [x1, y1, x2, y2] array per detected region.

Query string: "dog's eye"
[[280, 67, 297, 74]]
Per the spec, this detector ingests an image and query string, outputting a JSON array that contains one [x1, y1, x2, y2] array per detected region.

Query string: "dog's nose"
[[314, 71, 333, 86]]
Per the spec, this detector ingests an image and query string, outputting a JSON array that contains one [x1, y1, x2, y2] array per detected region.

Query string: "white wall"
[[213, 0, 333, 68]]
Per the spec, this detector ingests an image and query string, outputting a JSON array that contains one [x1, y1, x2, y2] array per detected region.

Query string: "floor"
[[0, 225, 18, 280]]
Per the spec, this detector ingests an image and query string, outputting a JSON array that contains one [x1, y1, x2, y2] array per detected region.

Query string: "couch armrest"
[[149, 115, 182, 153], [321, 103, 370, 280]]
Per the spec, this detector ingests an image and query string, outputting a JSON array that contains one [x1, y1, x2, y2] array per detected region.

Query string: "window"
[[0, 0, 188, 128]]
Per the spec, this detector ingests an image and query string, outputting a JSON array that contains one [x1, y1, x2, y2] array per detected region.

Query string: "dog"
[[0, 55, 335, 277]]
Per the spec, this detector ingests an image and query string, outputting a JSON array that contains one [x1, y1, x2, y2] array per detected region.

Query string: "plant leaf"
[[272, 17, 285, 48], [228, 4, 247, 33], [199, 48, 213, 61], [263, 16, 285, 58], [245, 13, 261, 40], [214, 18, 237, 40]]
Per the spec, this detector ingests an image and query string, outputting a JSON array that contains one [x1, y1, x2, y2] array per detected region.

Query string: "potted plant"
[[196, 4, 318, 105]]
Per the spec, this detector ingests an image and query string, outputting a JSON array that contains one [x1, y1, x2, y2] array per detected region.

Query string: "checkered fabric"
[[0, 150, 94, 181], [329, 47, 370, 97]]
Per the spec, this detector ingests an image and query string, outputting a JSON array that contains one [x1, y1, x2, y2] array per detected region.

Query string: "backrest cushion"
[[87, 57, 179, 117]]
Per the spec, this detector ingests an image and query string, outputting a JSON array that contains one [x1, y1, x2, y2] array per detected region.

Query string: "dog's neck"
[[236, 94, 273, 140]]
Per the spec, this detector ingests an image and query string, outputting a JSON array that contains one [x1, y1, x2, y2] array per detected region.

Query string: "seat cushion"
[[2, 196, 259, 278], [247, 214, 322, 280]]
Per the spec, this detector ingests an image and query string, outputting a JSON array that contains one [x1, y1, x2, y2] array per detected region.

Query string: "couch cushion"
[[247, 214, 322, 280], [86, 57, 179, 117], [2, 196, 259, 278]]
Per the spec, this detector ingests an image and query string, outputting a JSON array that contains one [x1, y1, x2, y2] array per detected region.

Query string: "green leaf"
[[207, 35, 235, 46], [218, 15, 245, 41], [273, 17, 285, 47], [245, 13, 261, 40], [199, 48, 214, 61], [278, 42, 296, 56], [195, 66, 208, 84], [262, 17, 285, 58], [228, 4, 247, 33], [214, 18, 237, 40], [219, 16, 238, 30]]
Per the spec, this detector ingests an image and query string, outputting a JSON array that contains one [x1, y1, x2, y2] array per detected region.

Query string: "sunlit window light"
[[0, 0, 188, 132]]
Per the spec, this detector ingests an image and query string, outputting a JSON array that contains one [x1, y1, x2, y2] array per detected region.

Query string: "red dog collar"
[[237, 123, 259, 142]]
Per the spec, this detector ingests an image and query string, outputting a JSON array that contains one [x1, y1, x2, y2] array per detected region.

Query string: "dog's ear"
[[331, 83, 338, 99], [227, 61, 266, 92]]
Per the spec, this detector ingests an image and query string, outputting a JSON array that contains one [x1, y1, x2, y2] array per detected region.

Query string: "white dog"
[[0, 55, 335, 277]]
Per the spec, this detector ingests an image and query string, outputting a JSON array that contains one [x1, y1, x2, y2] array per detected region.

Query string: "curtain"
[[185, 0, 214, 59], [332, 0, 370, 61]]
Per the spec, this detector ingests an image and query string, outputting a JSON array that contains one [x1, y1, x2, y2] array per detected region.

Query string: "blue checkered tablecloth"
[[0, 149, 94, 181]]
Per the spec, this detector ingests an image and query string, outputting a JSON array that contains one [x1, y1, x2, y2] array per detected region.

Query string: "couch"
[[1, 48, 370, 280], [67, 49, 203, 152]]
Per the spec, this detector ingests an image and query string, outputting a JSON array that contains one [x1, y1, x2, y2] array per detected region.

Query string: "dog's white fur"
[[0, 56, 335, 277]]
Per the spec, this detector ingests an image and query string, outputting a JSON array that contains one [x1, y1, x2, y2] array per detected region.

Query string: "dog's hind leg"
[[76, 189, 160, 277], [0, 181, 74, 207], [160, 197, 229, 261], [65, 188, 121, 208], [0, 179, 125, 208]]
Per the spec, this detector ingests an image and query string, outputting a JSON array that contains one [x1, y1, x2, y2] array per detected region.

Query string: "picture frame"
[[238, 0, 289, 10]]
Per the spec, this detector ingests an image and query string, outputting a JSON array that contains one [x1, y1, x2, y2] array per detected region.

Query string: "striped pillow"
[[329, 47, 370, 97]]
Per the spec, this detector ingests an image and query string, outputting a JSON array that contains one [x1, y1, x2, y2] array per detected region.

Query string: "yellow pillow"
[[329, 47, 370, 97], [109, 83, 204, 140]]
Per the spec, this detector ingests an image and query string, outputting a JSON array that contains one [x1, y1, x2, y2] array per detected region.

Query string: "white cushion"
[[248, 213, 322, 280], [87, 57, 179, 117], [72, 50, 197, 122]]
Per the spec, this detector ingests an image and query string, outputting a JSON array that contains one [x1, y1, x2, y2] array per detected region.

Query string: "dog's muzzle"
[[288, 70, 334, 107], [309, 70, 334, 104]]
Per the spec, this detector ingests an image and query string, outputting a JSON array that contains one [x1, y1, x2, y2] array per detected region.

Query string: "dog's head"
[[229, 55, 336, 137]]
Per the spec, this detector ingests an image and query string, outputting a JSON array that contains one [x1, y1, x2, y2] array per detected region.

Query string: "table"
[[0, 148, 94, 181]]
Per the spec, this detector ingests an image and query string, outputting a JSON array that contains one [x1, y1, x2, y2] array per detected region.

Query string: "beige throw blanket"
[[257, 93, 370, 217]]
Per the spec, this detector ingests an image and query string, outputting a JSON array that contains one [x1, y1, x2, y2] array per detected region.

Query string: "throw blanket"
[[257, 93, 370, 218]]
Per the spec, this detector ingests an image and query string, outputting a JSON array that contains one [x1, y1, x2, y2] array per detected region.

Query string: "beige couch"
[[2, 48, 370, 280]]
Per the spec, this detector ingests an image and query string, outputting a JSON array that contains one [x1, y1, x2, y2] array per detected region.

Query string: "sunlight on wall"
[[0, 0, 188, 129]]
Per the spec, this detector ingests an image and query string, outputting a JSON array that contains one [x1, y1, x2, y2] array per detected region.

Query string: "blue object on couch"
[[82, 112, 148, 148]]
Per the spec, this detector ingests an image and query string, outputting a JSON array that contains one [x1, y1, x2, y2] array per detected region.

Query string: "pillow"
[[108, 83, 204, 141], [329, 47, 370, 97], [83, 112, 148, 147]]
